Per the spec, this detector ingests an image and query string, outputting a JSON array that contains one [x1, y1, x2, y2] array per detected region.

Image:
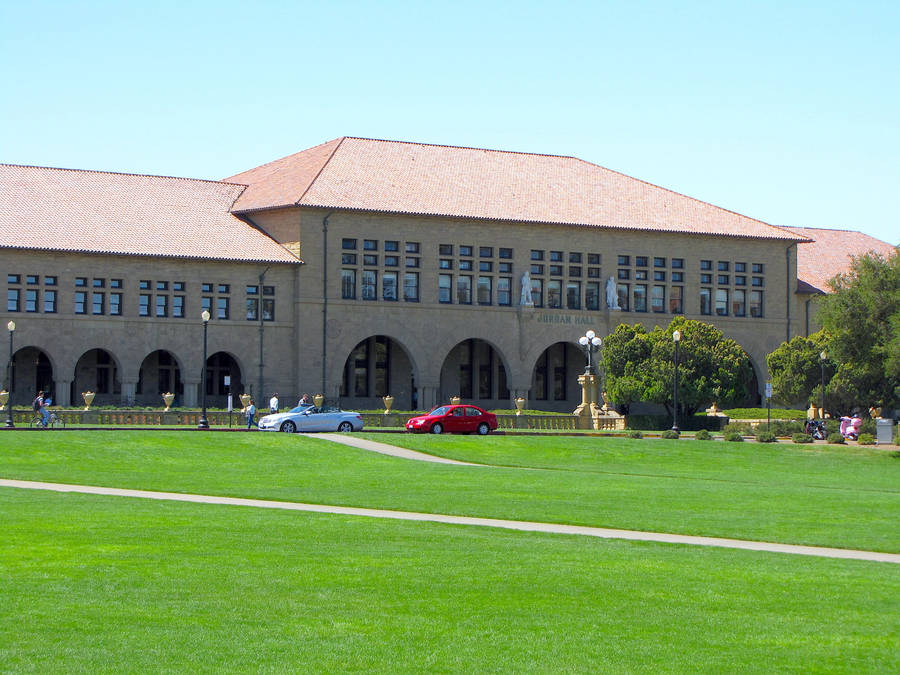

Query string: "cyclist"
[[33, 390, 50, 427]]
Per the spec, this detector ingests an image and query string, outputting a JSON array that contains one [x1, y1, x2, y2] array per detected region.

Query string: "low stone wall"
[[4, 409, 245, 427]]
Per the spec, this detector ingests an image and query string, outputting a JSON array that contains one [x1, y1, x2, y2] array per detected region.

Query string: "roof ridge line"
[[0, 162, 242, 187], [340, 136, 581, 161], [294, 137, 347, 206]]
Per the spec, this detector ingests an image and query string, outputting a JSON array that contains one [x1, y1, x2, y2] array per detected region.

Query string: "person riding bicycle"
[[33, 390, 50, 427]]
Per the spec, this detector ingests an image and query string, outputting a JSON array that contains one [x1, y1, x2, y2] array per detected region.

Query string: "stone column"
[[120, 380, 137, 407], [55, 379, 72, 407], [183, 379, 200, 408], [418, 385, 439, 411]]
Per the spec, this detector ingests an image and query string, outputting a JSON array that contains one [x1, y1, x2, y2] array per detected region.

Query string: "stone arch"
[[437, 338, 513, 408], [136, 349, 184, 406], [338, 335, 418, 410], [6, 346, 58, 406], [72, 348, 123, 406], [205, 351, 245, 408], [527, 340, 586, 412]]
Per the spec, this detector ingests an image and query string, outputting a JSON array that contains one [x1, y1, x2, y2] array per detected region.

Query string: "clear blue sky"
[[2, 0, 897, 245]]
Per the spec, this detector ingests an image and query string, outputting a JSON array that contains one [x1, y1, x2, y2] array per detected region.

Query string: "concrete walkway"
[[316, 433, 481, 465], [2, 478, 898, 565]]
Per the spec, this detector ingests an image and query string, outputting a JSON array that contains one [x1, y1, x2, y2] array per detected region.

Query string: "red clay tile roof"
[[785, 226, 897, 293], [0, 164, 300, 264], [226, 137, 806, 241]]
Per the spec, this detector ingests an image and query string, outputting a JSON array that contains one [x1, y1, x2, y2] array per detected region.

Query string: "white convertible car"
[[257, 405, 365, 433]]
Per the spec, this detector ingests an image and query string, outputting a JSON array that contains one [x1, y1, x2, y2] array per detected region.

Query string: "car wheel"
[[477, 422, 490, 435], [431, 423, 443, 434], [280, 421, 296, 433], [338, 421, 353, 432]]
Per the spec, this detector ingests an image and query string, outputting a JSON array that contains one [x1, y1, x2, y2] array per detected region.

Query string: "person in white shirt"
[[269, 393, 279, 413]]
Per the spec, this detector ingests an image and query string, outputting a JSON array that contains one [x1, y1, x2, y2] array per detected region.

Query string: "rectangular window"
[[385, 255, 399, 266], [44, 290, 57, 313], [479, 246, 493, 257], [459, 260, 473, 271], [73, 290, 89, 314], [566, 281, 581, 310], [618, 269, 630, 280], [752, 263, 764, 274], [752, 277, 765, 287], [654, 257, 666, 268], [439, 274, 453, 303], [651, 285, 665, 313], [479, 261, 493, 272], [139, 294, 151, 316], [569, 252, 582, 263], [341, 269, 356, 299], [7, 289, 20, 312], [155, 281, 167, 291], [173, 282, 185, 292], [403, 272, 419, 301], [45, 276, 57, 286], [715, 289, 729, 316], [201, 283, 212, 293], [732, 289, 746, 317], [362, 270, 377, 301], [498, 262, 513, 274], [616, 283, 630, 311], [634, 284, 647, 312], [155, 294, 167, 317], [246, 285, 259, 295], [405, 257, 420, 268], [363, 254, 378, 266], [341, 253, 357, 265], [568, 266, 581, 277], [635, 270, 648, 281], [460, 245, 473, 257], [172, 295, 184, 318], [457, 275, 472, 304], [497, 277, 511, 306], [405, 242, 420, 253], [531, 278, 543, 307], [25, 289, 38, 312], [672, 272, 684, 283], [700, 288, 711, 315], [530, 250, 544, 261], [653, 271, 666, 281], [201, 296, 212, 314], [587, 267, 601, 278], [718, 275, 730, 285], [750, 291, 764, 317], [549, 251, 563, 262], [385, 240, 399, 252], [439, 259, 453, 269], [547, 280, 562, 308], [735, 262, 746, 273], [530, 264, 543, 275], [364, 239, 378, 251], [262, 299, 275, 321], [439, 244, 453, 255], [383, 271, 398, 301], [586, 281, 600, 310], [26, 275, 38, 285], [217, 284, 230, 294], [92, 292, 105, 315], [670, 286, 683, 314], [7, 274, 20, 284], [76, 277, 87, 287], [342, 238, 357, 250], [718, 261, 730, 271], [735, 275, 746, 286], [217, 297, 229, 320], [700, 260, 712, 271], [672, 258, 684, 269], [588, 253, 601, 265], [700, 273, 712, 284], [499, 247, 513, 259], [477, 276, 492, 305], [247, 297, 259, 321], [636, 256, 648, 267]]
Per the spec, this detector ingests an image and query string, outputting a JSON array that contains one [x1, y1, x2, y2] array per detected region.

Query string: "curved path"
[[2, 478, 898, 564], [316, 433, 482, 465]]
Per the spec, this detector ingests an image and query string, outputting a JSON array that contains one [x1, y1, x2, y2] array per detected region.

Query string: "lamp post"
[[5, 321, 14, 428], [819, 350, 827, 419], [671, 329, 682, 432], [198, 310, 211, 429], [577, 330, 603, 375]]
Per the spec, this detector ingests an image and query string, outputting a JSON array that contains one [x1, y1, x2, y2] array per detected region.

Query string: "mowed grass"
[[1, 431, 898, 552], [3, 488, 899, 672]]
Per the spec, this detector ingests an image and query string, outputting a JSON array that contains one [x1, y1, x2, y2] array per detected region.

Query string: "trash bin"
[[875, 418, 895, 445]]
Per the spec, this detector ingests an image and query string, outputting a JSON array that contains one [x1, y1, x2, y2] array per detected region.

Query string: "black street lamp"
[[577, 330, 603, 375], [198, 310, 211, 429], [5, 320, 14, 428], [671, 329, 682, 432], [819, 350, 827, 419]]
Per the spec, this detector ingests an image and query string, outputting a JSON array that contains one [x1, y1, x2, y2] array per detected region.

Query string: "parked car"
[[258, 405, 364, 433], [406, 404, 498, 435]]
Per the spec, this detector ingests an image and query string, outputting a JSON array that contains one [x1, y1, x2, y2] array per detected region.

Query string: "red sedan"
[[406, 404, 498, 435]]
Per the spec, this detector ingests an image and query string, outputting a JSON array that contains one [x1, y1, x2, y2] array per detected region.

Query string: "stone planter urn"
[[807, 404, 818, 420], [383, 395, 394, 414], [0, 389, 7, 411], [239, 393, 252, 410], [450, 396, 461, 405], [314, 393, 325, 408], [82, 390, 95, 411], [162, 392, 175, 411], [869, 406, 882, 419], [514, 397, 526, 416]]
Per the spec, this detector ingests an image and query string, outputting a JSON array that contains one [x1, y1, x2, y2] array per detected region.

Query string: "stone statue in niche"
[[520, 270, 534, 307], [606, 276, 621, 310]]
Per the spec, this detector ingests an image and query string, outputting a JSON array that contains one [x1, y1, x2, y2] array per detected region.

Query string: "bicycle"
[[30, 411, 65, 429]]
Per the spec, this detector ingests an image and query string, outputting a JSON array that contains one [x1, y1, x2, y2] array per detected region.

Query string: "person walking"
[[269, 393, 279, 414], [245, 400, 258, 430]]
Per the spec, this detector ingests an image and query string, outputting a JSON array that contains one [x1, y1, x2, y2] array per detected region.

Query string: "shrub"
[[724, 408, 807, 421], [792, 433, 813, 443], [723, 430, 744, 442], [772, 420, 804, 436], [859, 419, 877, 437], [755, 430, 777, 443], [661, 430, 680, 439], [724, 421, 752, 435], [857, 433, 876, 446], [695, 428, 712, 441], [826, 432, 845, 445], [626, 430, 643, 439]]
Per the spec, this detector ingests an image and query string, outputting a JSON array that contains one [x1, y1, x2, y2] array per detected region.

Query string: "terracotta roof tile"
[[227, 137, 805, 241], [0, 164, 300, 264], [785, 226, 897, 293]]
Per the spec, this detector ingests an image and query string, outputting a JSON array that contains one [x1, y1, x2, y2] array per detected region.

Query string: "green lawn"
[[3, 488, 899, 672], [1, 431, 898, 552]]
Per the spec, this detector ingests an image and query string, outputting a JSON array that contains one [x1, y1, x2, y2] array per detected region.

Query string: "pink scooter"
[[839, 415, 862, 441]]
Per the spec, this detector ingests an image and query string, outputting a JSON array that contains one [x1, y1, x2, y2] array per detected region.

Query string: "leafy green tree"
[[816, 250, 900, 411], [766, 330, 831, 407], [600, 317, 752, 416]]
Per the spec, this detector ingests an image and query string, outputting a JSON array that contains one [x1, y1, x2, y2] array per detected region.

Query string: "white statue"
[[520, 270, 534, 306], [606, 276, 621, 310]]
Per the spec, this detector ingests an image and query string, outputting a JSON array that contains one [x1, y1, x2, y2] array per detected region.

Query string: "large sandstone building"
[[1, 137, 895, 411]]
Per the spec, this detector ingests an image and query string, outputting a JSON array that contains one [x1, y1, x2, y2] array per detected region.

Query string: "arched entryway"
[[530, 342, 585, 412], [340, 336, 417, 410], [5, 347, 55, 405], [439, 339, 510, 408], [72, 348, 121, 406], [205, 351, 243, 408], [136, 350, 183, 406]]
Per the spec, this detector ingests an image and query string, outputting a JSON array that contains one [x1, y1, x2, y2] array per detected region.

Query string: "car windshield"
[[288, 405, 312, 413], [429, 406, 450, 416]]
